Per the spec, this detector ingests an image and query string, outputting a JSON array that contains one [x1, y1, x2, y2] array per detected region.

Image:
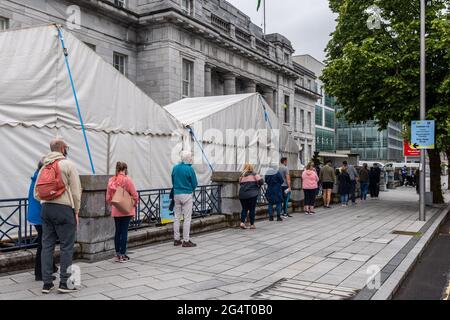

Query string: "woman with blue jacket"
[[27, 159, 57, 281], [265, 166, 284, 222]]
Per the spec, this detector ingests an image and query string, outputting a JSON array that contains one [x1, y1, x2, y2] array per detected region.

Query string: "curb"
[[370, 203, 450, 300]]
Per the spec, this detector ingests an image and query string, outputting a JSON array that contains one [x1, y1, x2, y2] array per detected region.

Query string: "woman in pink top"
[[106, 162, 138, 263], [302, 162, 320, 215]]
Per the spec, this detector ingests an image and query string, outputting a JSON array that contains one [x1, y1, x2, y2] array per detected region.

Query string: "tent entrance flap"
[[56, 25, 95, 174]]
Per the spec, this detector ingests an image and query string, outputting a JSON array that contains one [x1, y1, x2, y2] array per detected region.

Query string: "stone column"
[[77, 175, 115, 262], [204, 64, 212, 96], [244, 80, 257, 94], [289, 170, 304, 212], [224, 73, 237, 95], [211, 172, 241, 215]]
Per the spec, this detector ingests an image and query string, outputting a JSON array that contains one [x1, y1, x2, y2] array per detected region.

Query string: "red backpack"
[[35, 160, 66, 201]]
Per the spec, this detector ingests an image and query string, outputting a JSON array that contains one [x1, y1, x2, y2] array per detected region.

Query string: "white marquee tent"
[[164, 93, 301, 184], [0, 25, 182, 201], [0, 25, 301, 234]]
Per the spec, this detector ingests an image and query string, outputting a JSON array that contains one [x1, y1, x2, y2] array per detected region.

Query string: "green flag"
[[257, 0, 262, 11]]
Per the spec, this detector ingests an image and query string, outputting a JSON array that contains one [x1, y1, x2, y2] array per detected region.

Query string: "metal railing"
[[0, 185, 222, 251], [0, 198, 36, 253], [131, 185, 222, 230]]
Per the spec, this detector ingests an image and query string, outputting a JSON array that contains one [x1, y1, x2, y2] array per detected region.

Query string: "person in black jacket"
[[239, 164, 264, 229], [338, 167, 352, 206], [369, 164, 382, 198]]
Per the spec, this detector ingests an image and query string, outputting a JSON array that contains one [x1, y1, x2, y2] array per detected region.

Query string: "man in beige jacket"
[[35, 139, 82, 294]]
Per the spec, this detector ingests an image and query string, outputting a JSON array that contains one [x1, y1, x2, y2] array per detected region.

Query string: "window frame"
[[113, 52, 128, 76], [283, 95, 290, 124], [181, 0, 194, 16], [114, 0, 126, 8], [182, 58, 194, 98], [0, 17, 9, 31]]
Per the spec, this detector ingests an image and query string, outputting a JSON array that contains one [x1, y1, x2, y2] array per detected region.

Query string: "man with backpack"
[[35, 139, 82, 294]]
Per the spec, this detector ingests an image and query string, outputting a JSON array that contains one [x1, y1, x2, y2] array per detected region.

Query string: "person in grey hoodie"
[[343, 161, 359, 205], [35, 139, 82, 295]]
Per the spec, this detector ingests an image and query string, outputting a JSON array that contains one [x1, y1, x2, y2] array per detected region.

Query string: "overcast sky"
[[226, 0, 337, 62]]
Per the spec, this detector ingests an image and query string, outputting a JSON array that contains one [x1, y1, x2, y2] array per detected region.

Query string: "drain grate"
[[391, 230, 423, 237], [252, 278, 359, 300]]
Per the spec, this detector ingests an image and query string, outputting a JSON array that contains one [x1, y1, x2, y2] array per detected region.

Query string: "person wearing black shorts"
[[319, 160, 336, 208]]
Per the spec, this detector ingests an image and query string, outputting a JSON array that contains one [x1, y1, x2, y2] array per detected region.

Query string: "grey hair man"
[[35, 138, 82, 294], [172, 150, 198, 248]]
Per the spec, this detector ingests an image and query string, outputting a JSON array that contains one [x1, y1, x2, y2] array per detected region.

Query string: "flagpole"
[[264, 0, 266, 35]]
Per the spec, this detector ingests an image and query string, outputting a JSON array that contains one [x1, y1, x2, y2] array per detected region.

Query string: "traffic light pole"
[[419, 0, 426, 221]]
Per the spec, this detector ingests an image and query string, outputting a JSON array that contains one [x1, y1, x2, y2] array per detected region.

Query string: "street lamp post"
[[419, 0, 426, 221]]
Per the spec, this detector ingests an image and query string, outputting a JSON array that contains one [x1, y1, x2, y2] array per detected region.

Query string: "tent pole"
[[55, 25, 96, 175]]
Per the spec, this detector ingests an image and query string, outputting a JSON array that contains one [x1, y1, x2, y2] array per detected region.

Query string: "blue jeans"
[[240, 197, 257, 225], [281, 186, 291, 214], [114, 216, 132, 256], [340, 194, 349, 205], [360, 182, 369, 200], [268, 202, 282, 219]]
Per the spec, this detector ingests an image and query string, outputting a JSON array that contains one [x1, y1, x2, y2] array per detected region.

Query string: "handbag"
[[111, 185, 135, 215]]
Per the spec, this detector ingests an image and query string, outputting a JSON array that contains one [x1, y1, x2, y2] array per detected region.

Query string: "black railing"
[[0, 198, 37, 253], [0, 185, 222, 251], [132, 185, 222, 230]]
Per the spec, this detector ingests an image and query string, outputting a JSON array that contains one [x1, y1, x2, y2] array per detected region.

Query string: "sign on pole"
[[403, 140, 421, 157], [411, 120, 435, 149]]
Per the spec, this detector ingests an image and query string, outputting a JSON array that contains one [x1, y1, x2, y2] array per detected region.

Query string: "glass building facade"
[[315, 93, 336, 152], [336, 118, 403, 161]]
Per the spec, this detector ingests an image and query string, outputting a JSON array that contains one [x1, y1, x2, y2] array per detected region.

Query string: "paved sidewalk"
[[0, 188, 448, 300]]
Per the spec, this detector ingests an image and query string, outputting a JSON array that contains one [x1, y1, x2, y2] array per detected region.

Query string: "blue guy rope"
[[188, 127, 215, 173], [259, 94, 274, 130], [56, 25, 96, 174]]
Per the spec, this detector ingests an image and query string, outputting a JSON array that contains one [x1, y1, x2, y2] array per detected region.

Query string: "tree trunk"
[[446, 150, 450, 190], [427, 148, 444, 204]]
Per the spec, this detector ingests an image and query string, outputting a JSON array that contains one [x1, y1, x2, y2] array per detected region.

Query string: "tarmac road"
[[393, 213, 450, 300]]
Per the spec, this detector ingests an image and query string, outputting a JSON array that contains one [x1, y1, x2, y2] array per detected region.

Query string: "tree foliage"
[[322, 0, 450, 202]]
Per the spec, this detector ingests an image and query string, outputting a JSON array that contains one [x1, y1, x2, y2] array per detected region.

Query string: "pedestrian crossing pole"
[[419, 0, 426, 221]]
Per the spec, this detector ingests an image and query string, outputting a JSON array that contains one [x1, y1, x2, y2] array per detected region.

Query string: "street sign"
[[404, 140, 420, 157], [411, 120, 435, 149]]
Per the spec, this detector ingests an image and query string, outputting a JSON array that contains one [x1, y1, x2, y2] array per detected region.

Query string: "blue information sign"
[[411, 120, 435, 149], [160, 194, 174, 224]]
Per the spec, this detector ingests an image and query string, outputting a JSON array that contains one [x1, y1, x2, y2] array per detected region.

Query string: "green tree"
[[322, 0, 450, 203]]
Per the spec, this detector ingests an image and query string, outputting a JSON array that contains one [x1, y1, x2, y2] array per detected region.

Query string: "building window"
[[113, 52, 127, 75], [284, 53, 290, 64], [294, 107, 298, 132], [0, 17, 9, 31], [84, 42, 96, 52], [307, 79, 312, 90], [181, 0, 194, 16], [301, 110, 305, 132], [315, 105, 323, 126], [325, 109, 335, 129], [283, 95, 290, 124], [307, 112, 312, 133], [182, 59, 194, 98], [114, 0, 126, 8]]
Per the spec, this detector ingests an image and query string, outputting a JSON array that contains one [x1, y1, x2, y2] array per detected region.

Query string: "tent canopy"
[[0, 25, 179, 135], [164, 93, 301, 173]]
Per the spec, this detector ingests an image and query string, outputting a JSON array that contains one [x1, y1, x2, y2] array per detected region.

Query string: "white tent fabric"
[[0, 25, 182, 202], [164, 93, 301, 183], [0, 26, 300, 235]]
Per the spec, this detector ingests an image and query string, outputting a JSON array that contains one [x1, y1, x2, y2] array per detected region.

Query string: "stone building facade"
[[0, 0, 318, 160], [294, 54, 337, 154]]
